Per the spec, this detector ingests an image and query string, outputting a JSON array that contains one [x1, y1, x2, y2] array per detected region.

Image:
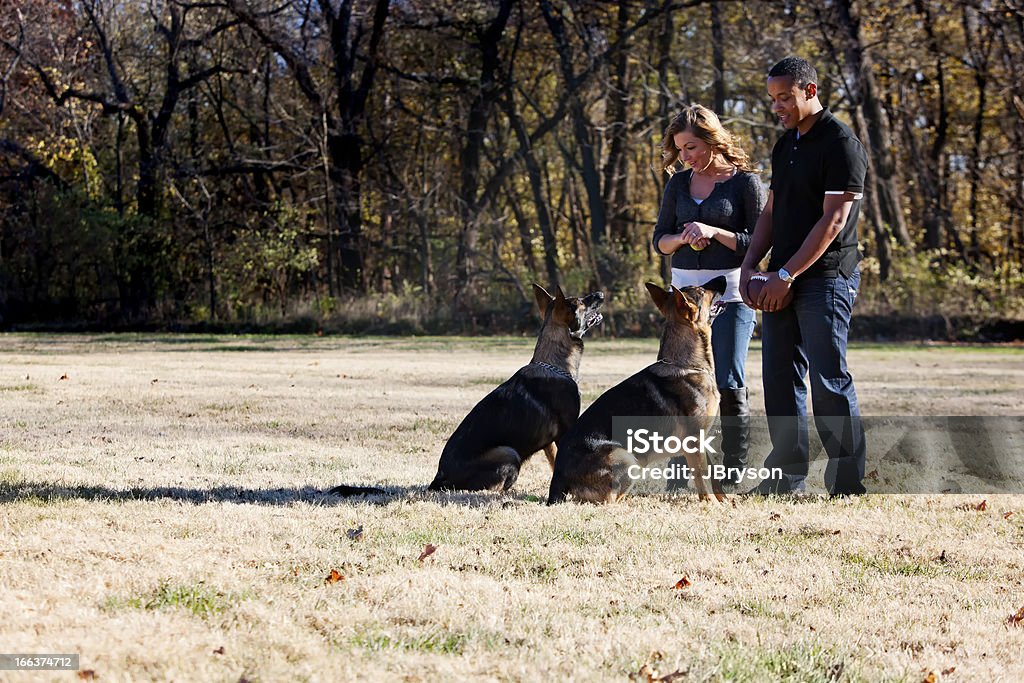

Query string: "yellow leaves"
[[26, 134, 102, 198]]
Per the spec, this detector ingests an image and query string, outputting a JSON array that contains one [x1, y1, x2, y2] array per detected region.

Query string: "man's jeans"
[[711, 301, 756, 390], [760, 270, 867, 495]]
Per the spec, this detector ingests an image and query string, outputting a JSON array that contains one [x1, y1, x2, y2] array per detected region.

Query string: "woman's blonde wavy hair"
[[661, 104, 756, 174]]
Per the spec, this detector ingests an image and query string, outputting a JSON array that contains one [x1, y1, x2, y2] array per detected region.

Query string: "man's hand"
[[756, 271, 793, 312], [739, 267, 756, 307]]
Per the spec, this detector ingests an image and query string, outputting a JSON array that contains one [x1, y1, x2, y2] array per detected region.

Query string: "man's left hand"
[[756, 272, 793, 312]]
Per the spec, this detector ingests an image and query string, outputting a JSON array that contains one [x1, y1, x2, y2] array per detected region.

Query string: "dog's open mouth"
[[580, 311, 603, 336]]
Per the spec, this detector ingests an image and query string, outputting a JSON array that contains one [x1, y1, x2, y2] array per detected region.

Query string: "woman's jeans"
[[711, 301, 755, 390], [712, 301, 755, 474]]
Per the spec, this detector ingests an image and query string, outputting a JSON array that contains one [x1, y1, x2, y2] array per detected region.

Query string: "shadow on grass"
[[0, 480, 542, 508]]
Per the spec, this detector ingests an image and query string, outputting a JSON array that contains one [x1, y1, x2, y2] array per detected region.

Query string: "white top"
[[671, 267, 742, 303]]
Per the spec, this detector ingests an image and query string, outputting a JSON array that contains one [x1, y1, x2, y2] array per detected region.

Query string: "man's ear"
[[645, 282, 670, 313], [805, 82, 817, 100], [532, 283, 554, 318]]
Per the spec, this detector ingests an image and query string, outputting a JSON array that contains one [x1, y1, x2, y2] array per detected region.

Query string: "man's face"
[[767, 75, 816, 129]]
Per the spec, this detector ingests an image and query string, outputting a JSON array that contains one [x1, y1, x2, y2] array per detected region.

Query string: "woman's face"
[[672, 129, 713, 171]]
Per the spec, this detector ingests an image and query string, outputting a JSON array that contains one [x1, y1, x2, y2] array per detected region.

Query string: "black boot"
[[719, 387, 750, 487]]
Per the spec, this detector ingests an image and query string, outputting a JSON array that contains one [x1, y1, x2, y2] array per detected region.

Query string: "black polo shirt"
[[768, 108, 867, 278]]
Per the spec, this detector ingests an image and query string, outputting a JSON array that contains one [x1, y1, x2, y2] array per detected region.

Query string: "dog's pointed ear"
[[645, 281, 670, 313], [532, 283, 555, 317], [672, 286, 700, 319], [552, 285, 568, 312], [701, 276, 727, 295]]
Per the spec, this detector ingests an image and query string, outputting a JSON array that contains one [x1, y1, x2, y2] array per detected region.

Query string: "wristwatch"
[[778, 267, 796, 284]]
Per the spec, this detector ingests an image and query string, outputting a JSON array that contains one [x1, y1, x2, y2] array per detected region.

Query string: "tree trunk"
[[656, 7, 674, 286], [850, 109, 892, 280], [325, 129, 366, 292], [834, 0, 912, 252], [506, 188, 540, 277], [504, 97, 561, 290], [539, 0, 609, 285], [711, 2, 726, 113], [915, 0, 951, 251], [602, 0, 632, 246], [454, 0, 513, 301], [961, 4, 992, 265]]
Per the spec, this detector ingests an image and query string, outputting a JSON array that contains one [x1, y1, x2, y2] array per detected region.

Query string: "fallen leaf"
[[325, 568, 344, 584], [922, 672, 937, 683], [418, 544, 437, 562], [151, 378, 159, 384], [213, 646, 225, 655], [632, 663, 656, 683], [975, 500, 987, 511], [77, 671, 96, 681], [936, 549, 947, 563], [866, 469, 879, 480], [769, 512, 781, 521], [59, 373, 69, 381], [346, 525, 364, 541], [1003, 511, 1014, 520], [941, 667, 956, 676], [673, 576, 692, 589], [1008, 605, 1024, 627]]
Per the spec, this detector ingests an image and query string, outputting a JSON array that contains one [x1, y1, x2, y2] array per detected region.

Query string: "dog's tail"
[[327, 484, 388, 497]]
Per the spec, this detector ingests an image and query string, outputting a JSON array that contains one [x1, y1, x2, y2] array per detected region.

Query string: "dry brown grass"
[[1, 333, 1023, 682]]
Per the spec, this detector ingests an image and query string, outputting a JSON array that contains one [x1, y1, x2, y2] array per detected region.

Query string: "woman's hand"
[[682, 221, 716, 250]]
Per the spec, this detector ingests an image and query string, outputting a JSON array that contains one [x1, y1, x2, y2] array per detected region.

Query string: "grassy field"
[[1, 333, 1023, 682]]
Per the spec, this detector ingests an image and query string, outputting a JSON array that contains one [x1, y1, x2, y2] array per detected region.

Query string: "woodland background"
[[1, 0, 1023, 334]]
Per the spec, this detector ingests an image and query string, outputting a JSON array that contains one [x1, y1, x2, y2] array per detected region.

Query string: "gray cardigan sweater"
[[652, 169, 766, 270]]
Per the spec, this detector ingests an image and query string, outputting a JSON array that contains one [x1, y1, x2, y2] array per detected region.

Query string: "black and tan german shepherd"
[[547, 278, 726, 504], [427, 285, 604, 492], [328, 284, 603, 497]]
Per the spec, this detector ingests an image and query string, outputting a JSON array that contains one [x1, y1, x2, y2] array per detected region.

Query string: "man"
[[740, 56, 867, 496]]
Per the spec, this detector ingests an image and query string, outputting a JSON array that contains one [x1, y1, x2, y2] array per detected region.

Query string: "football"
[[745, 273, 794, 311]]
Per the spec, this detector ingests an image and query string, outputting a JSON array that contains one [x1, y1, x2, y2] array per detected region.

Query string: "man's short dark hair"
[[768, 57, 818, 89]]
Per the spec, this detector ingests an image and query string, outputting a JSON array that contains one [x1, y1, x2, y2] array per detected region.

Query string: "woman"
[[652, 104, 766, 484]]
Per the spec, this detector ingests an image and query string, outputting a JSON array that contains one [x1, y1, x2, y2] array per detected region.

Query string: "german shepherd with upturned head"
[[427, 285, 604, 492], [547, 278, 726, 504]]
